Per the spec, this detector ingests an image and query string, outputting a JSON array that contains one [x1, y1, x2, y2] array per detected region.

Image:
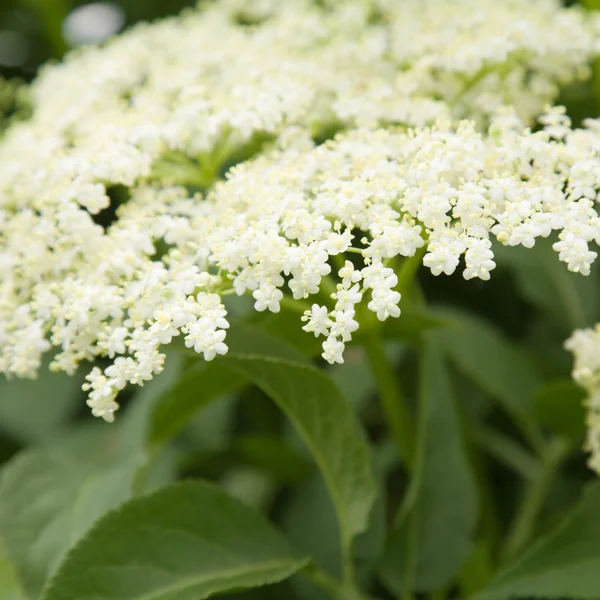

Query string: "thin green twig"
[[396, 247, 427, 296], [302, 563, 377, 600], [501, 437, 569, 562], [363, 324, 415, 468], [471, 425, 541, 481]]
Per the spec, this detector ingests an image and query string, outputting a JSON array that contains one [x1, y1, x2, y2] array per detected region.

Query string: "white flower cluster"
[[206, 115, 600, 363], [381, 0, 598, 125], [565, 328, 600, 473], [1, 0, 600, 421]]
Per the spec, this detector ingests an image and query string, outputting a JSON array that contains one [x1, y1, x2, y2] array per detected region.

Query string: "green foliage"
[[149, 363, 245, 448], [0, 426, 140, 597], [436, 309, 540, 417], [479, 483, 600, 599], [41, 481, 309, 600], [379, 306, 456, 345], [221, 354, 377, 575], [0, 269, 596, 600], [435, 308, 543, 448], [494, 240, 600, 332], [0, 353, 183, 598], [149, 325, 304, 447], [283, 474, 343, 580], [0, 536, 27, 600], [247, 309, 323, 357], [533, 380, 587, 444], [379, 341, 478, 595], [0, 357, 83, 443]]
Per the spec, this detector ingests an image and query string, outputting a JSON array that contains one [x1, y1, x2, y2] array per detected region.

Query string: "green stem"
[[465, 435, 502, 571], [361, 251, 426, 468], [363, 329, 415, 468], [151, 155, 215, 188], [515, 416, 546, 459], [318, 274, 340, 310], [302, 563, 375, 600], [196, 128, 233, 181], [458, 541, 494, 597], [471, 425, 540, 481], [341, 537, 355, 595], [429, 586, 449, 600], [331, 252, 347, 273], [302, 564, 342, 599], [396, 247, 426, 296], [449, 57, 520, 108], [583, 1, 600, 115], [501, 437, 569, 562], [280, 296, 311, 315]]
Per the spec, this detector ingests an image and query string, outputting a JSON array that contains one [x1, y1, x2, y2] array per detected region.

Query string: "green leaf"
[[458, 541, 494, 598], [149, 326, 305, 448], [236, 435, 312, 483], [533, 380, 586, 443], [0, 426, 140, 597], [379, 340, 478, 594], [248, 309, 323, 358], [0, 358, 84, 443], [328, 347, 376, 412], [222, 355, 377, 569], [0, 349, 184, 598], [179, 394, 238, 454], [148, 363, 245, 449], [284, 474, 343, 579], [42, 480, 309, 600], [478, 482, 600, 600], [283, 470, 385, 600], [247, 303, 443, 358], [0, 536, 28, 600], [226, 324, 308, 363], [435, 308, 541, 440], [283, 474, 342, 600], [379, 306, 455, 344], [220, 466, 277, 509], [494, 239, 600, 332]]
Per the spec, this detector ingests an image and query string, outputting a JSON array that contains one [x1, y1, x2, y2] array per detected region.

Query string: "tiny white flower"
[[322, 336, 345, 364], [302, 304, 332, 337]]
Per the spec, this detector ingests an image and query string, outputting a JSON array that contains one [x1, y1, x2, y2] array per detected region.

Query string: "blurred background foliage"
[[0, 0, 195, 79]]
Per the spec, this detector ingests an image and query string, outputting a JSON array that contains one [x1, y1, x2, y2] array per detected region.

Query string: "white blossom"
[[0, 0, 599, 422], [301, 304, 332, 338], [565, 327, 600, 473], [322, 336, 345, 365]]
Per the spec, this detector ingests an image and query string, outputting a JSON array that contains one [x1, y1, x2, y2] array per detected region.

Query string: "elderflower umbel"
[[565, 328, 600, 473], [0, 0, 600, 421]]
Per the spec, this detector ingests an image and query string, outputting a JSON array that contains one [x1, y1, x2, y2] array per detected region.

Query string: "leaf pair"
[[22, 330, 378, 600]]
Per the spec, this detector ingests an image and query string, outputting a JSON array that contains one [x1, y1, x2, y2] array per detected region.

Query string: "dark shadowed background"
[[0, 0, 196, 79]]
